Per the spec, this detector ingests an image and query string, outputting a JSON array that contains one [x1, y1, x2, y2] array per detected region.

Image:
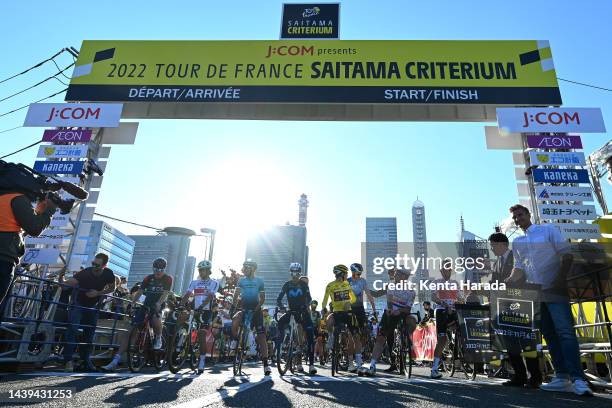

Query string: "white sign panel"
[[25, 230, 70, 246], [529, 151, 586, 167], [22, 248, 61, 265], [23, 103, 123, 128], [535, 186, 593, 202], [549, 223, 601, 240], [484, 126, 522, 150], [539, 204, 597, 220], [37, 145, 88, 159], [50, 212, 70, 227], [496, 107, 606, 133]]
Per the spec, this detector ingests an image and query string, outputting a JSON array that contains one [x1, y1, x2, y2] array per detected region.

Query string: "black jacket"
[[0, 194, 55, 265]]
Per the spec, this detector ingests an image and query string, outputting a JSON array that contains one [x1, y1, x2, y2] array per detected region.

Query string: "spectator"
[[508, 204, 591, 396], [59, 253, 116, 372], [420, 301, 434, 324]]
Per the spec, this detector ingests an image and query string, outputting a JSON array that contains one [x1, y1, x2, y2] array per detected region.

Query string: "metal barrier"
[[0, 266, 135, 367], [567, 262, 612, 387]]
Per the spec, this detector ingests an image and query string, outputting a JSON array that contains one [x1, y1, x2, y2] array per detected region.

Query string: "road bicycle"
[[276, 309, 305, 375], [331, 314, 353, 377], [232, 309, 255, 376], [127, 306, 168, 372], [167, 305, 200, 374], [393, 312, 419, 379]]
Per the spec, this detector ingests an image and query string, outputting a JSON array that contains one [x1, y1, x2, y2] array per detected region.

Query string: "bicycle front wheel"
[[127, 326, 146, 373], [153, 327, 168, 371], [168, 327, 189, 374], [233, 326, 245, 376], [277, 328, 293, 376]]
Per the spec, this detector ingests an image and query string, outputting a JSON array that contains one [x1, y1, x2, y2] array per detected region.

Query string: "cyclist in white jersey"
[[181, 260, 220, 374], [366, 268, 416, 376], [430, 265, 464, 379]]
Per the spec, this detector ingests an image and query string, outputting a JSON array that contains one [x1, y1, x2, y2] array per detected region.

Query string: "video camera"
[[0, 160, 88, 214]]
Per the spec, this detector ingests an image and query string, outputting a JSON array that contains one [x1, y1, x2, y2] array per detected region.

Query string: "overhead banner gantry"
[[66, 40, 561, 121]]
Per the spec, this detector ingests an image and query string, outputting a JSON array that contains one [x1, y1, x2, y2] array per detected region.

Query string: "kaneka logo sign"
[[23, 103, 123, 127], [496, 107, 606, 133], [532, 168, 590, 184], [32, 160, 85, 175], [280, 3, 340, 39]]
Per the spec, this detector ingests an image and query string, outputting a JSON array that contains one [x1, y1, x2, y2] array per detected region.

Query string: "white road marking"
[[172, 375, 271, 408]]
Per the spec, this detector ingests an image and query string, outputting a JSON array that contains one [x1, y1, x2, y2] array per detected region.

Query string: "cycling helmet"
[[396, 268, 411, 277], [333, 264, 348, 276], [243, 259, 257, 269], [197, 260, 212, 270], [310, 300, 318, 306], [350, 263, 363, 274], [289, 262, 302, 276], [152, 257, 167, 270]]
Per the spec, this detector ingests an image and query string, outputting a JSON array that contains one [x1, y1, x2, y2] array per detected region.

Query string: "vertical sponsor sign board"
[[490, 285, 540, 353], [455, 304, 493, 363]]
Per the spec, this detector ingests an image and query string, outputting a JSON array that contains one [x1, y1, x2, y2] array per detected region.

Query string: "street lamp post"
[[200, 228, 216, 261]]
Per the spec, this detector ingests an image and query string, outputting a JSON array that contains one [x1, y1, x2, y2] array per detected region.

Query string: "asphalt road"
[[0, 362, 610, 408]]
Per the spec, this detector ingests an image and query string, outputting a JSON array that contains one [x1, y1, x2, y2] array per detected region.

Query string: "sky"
[[0, 0, 610, 300]]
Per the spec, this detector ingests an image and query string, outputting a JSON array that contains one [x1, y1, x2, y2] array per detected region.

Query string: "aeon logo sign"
[[23, 103, 123, 128]]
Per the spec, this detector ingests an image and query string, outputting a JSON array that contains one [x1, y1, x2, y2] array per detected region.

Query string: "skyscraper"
[[182, 256, 197, 294], [127, 227, 194, 293], [365, 217, 398, 312], [412, 198, 429, 301], [245, 225, 308, 307], [75, 221, 135, 279], [459, 216, 490, 285]]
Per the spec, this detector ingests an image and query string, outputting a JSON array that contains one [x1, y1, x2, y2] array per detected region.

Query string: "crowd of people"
[[0, 203, 596, 397]]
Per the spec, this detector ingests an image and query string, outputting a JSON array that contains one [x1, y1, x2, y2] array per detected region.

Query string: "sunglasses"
[[92, 262, 103, 268], [153, 267, 165, 273]]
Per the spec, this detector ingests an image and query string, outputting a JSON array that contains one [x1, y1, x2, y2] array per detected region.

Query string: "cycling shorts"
[[379, 310, 416, 338], [131, 305, 160, 326], [435, 308, 458, 336], [351, 305, 367, 329], [236, 309, 265, 335], [195, 310, 214, 329], [332, 311, 358, 335]]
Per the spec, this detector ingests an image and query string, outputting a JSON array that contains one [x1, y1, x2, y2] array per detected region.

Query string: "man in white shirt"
[[507, 204, 591, 396]]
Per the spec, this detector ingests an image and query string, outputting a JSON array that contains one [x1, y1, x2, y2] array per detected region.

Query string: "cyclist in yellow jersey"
[[322, 264, 366, 375]]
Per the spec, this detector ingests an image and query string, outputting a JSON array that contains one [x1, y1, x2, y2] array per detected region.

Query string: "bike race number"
[[489, 285, 541, 354], [455, 304, 492, 363]]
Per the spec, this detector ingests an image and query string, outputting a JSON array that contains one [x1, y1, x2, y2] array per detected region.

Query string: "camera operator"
[[0, 192, 57, 318]]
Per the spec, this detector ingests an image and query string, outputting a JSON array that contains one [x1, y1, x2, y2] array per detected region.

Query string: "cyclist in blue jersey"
[[231, 259, 271, 375]]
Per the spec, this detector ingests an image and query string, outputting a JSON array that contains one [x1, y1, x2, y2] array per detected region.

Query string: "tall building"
[[245, 225, 308, 307], [459, 216, 490, 284], [298, 194, 309, 227], [75, 221, 135, 279], [365, 217, 398, 312], [127, 227, 195, 293], [412, 198, 430, 301]]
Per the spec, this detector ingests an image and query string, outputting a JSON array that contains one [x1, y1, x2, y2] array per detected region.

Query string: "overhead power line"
[[93, 212, 163, 232], [0, 63, 74, 103], [0, 87, 67, 119], [0, 49, 67, 85], [557, 77, 612, 93], [0, 140, 42, 160]]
